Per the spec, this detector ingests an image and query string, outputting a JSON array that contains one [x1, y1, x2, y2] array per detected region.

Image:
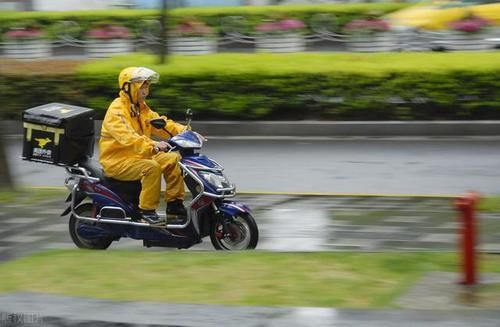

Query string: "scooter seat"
[[78, 157, 141, 205], [78, 157, 106, 180]]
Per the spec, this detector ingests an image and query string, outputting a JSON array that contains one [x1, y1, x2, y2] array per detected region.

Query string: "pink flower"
[[345, 19, 390, 33], [174, 20, 213, 36], [87, 25, 131, 40], [4, 28, 44, 40], [256, 22, 280, 33], [449, 17, 491, 33], [256, 19, 306, 33], [279, 19, 305, 30]]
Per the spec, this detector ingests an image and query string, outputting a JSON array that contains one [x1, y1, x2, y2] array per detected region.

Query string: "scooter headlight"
[[173, 138, 201, 149], [199, 171, 231, 189]]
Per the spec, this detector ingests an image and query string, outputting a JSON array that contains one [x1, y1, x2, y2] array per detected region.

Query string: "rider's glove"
[[154, 141, 171, 153]]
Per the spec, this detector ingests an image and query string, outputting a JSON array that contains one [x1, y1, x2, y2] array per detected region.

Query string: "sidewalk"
[[1, 193, 500, 260], [1, 292, 500, 327]]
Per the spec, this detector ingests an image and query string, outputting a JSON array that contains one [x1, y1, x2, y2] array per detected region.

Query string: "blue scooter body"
[[65, 129, 253, 249]]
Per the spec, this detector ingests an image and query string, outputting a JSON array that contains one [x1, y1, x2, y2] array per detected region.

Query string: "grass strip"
[[1, 250, 499, 308], [0, 187, 67, 205], [478, 196, 500, 213]]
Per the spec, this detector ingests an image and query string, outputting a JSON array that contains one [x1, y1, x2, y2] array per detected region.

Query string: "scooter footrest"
[[140, 219, 167, 227]]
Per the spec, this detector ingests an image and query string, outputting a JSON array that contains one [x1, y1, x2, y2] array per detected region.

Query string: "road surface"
[[8, 137, 500, 195]]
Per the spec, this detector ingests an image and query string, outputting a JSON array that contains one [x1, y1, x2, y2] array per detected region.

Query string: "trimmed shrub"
[[1, 52, 499, 121]]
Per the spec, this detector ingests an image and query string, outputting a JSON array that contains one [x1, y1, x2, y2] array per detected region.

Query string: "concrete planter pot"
[[256, 33, 305, 53], [169, 37, 217, 55], [348, 33, 398, 52], [435, 30, 494, 51], [3, 40, 51, 59], [86, 39, 133, 58]]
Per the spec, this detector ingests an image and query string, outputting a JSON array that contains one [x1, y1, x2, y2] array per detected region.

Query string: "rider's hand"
[[154, 141, 171, 153]]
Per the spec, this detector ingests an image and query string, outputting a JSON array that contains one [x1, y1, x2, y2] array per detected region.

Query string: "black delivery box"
[[22, 103, 95, 165]]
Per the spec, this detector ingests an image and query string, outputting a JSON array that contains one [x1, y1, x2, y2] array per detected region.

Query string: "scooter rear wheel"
[[210, 213, 258, 250], [69, 203, 113, 250]]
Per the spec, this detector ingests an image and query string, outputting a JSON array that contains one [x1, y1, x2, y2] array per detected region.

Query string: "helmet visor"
[[129, 67, 159, 84]]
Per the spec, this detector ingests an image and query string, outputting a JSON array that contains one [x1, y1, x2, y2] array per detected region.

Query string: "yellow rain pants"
[[101, 152, 184, 210]]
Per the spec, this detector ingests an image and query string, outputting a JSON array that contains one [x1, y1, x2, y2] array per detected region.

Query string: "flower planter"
[[392, 28, 430, 51], [86, 39, 133, 58], [3, 40, 51, 59], [485, 27, 500, 48], [347, 33, 398, 52], [432, 30, 494, 51], [256, 33, 305, 53], [169, 37, 217, 55]]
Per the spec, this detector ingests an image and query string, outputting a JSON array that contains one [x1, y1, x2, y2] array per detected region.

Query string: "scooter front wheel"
[[210, 213, 258, 250], [69, 203, 113, 250]]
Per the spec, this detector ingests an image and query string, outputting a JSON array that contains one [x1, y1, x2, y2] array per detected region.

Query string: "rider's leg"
[[153, 152, 186, 218], [153, 152, 185, 202], [102, 158, 162, 211]]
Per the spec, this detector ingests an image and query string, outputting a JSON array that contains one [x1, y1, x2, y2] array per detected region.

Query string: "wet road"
[[8, 137, 500, 195], [2, 193, 500, 260]]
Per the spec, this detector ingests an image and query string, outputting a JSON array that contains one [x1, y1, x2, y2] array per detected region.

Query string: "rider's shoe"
[[166, 199, 187, 223], [139, 209, 165, 226]]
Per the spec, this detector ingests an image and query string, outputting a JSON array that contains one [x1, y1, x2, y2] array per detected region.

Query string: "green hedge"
[[1, 52, 499, 121], [0, 3, 408, 38]]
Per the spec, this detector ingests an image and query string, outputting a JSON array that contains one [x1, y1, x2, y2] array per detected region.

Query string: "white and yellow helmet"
[[119, 66, 159, 90], [118, 67, 159, 115]]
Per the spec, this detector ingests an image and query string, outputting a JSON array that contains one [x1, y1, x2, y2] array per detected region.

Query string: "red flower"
[[344, 19, 391, 33], [4, 28, 44, 40], [449, 17, 491, 33], [278, 19, 305, 31], [256, 19, 305, 33], [256, 22, 280, 33], [87, 25, 131, 40], [174, 20, 214, 36]]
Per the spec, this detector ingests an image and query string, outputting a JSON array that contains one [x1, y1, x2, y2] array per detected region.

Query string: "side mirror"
[[185, 108, 193, 130], [150, 118, 166, 129]]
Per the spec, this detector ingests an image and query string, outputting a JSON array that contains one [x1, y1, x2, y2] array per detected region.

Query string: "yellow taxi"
[[387, 0, 500, 30]]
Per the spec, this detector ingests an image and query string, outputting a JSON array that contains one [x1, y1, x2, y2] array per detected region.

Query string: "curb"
[[191, 121, 500, 137], [5, 120, 500, 137], [25, 186, 459, 199]]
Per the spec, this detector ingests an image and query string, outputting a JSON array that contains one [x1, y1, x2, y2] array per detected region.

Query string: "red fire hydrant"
[[455, 192, 480, 286]]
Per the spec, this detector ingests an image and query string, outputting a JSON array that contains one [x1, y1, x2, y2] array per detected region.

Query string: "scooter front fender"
[[218, 201, 252, 217]]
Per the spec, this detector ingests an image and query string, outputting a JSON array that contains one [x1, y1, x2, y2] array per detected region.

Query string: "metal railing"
[[1, 16, 498, 59]]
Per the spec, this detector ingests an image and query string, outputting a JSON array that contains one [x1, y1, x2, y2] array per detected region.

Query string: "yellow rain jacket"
[[99, 97, 184, 171], [99, 68, 186, 210]]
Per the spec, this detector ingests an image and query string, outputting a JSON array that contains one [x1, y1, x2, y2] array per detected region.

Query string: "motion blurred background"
[[0, 0, 499, 187], [0, 0, 500, 322]]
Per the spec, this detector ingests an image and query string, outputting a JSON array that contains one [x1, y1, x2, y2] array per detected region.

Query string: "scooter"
[[61, 109, 258, 250]]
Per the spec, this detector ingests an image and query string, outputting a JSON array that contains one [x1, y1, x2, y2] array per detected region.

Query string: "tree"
[[0, 133, 13, 189], [159, 0, 169, 64]]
